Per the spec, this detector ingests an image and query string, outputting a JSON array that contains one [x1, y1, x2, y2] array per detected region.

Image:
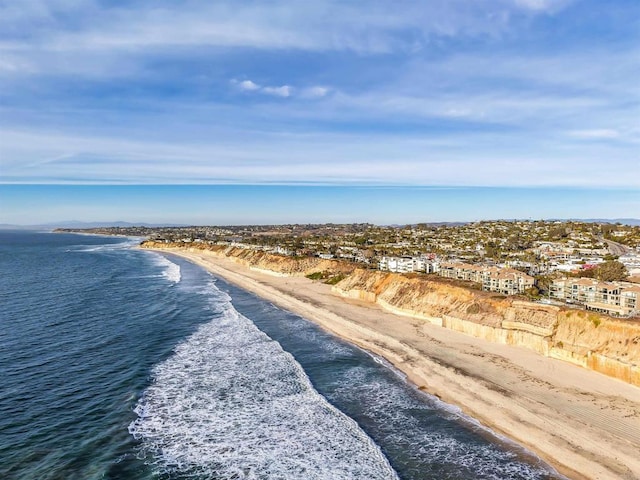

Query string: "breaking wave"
[[129, 286, 399, 479], [151, 255, 181, 284], [70, 237, 142, 253]]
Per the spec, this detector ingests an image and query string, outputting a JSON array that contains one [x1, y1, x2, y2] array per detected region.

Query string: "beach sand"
[[157, 248, 640, 480]]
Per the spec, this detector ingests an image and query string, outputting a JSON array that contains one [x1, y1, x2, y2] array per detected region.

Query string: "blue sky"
[[0, 1, 639, 224]]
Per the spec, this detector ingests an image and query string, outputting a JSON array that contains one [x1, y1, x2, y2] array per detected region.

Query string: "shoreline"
[[150, 247, 640, 480]]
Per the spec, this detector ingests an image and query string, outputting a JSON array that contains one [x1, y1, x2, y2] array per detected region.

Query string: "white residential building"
[[379, 256, 439, 274]]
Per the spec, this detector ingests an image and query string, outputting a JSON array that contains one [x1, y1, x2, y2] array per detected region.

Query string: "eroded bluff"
[[334, 269, 640, 386]]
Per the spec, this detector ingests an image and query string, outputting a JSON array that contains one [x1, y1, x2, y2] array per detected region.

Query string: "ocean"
[[0, 231, 565, 479]]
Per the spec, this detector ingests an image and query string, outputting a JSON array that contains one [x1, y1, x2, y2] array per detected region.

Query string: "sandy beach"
[[156, 248, 640, 480]]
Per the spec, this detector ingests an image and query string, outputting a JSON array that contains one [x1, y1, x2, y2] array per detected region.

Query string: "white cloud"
[[262, 85, 292, 97], [238, 79, 261, 91], [302, 86, 330, 98], [1, 0, 635, 192], [234, 82, 330, 99], [0, 57, 29, 73], [512, 0, 574, 12], [232, 79, 292, 98], [568, 129, 621, 139], [0, 0, 576, 63]]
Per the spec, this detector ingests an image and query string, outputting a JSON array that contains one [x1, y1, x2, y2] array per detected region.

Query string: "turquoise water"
[[0, 231, 564, 479]]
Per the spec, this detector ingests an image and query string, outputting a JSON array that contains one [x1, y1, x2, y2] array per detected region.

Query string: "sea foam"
[[151, 255, 181, 284], [71, 238, 141, 253], [129, 286, 398, 479]]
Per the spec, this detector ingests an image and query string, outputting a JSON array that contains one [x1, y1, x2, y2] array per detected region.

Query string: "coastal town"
[[7, 1, 640, 478], [62, 220, 640, 318]]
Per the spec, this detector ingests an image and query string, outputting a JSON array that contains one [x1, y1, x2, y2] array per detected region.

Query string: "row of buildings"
[[378, 255, 439, 274], [438, 262, 536, 295], [550, 278, 640, 317], [378, 257, 536, 295]]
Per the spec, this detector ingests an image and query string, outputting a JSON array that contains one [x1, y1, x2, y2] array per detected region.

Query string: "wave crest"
[[151, 255, 181, 284], [129, 291, 398, 479]]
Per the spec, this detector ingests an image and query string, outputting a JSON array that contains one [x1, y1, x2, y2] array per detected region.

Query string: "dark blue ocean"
[[0, 231, 565, 480]]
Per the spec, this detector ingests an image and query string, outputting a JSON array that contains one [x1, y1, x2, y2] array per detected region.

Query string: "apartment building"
[[438, 262, 535, 295], [550, 277, 640, 317], [378, 256, 439, 274]]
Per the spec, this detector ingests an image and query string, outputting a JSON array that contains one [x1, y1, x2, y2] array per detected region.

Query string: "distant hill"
[[569, 218, 640, 226]]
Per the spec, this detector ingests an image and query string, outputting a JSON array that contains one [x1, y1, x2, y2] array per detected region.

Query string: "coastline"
[[150, 247, 640, 480]]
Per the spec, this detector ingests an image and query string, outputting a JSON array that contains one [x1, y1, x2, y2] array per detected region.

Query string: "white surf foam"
[[71, 238, 141, 253], [129, 286, 399, 479], [73, 245, 110, 252], [150, 255, 181, 284]]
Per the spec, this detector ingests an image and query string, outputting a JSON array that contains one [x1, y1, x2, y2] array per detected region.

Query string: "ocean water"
[[0, 231, 565, 480]]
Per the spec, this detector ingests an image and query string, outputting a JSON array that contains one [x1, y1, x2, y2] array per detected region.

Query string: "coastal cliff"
[[334, 268, 640, 386], [142, 241, 640, 386], [142, 241, 355, 277]]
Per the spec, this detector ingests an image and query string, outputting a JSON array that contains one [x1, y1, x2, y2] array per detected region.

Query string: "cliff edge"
[[334, 268, 640, 386]]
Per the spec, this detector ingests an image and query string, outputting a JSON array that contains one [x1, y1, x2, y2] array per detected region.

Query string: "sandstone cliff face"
[[142, 242, 640, 386], [222, 246, 354, 276], [552, 311, 640, 385], [334, 269, 640, 386], [141, 241, 354, 277]]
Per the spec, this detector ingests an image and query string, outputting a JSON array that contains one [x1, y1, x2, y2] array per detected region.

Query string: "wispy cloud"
[[231, 79, 292, 97], [512, 0, 575, 13], [231, 79, 328, 99], [0, 0, 637, 190], [568, 129, 621, 140], [302, 86, 330, 98], [2, 127, 638, 187], [0, 1, 577, 62], [262, 85, 292, 98]]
